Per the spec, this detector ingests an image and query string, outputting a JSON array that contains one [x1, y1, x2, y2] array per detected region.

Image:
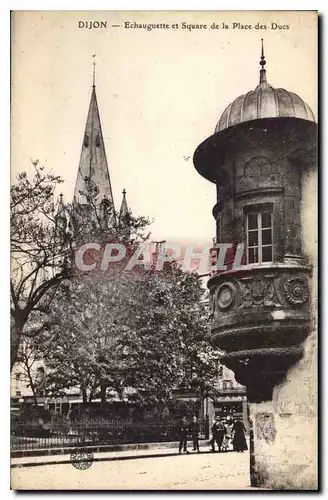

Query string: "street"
[[11, 450, 253, 490]]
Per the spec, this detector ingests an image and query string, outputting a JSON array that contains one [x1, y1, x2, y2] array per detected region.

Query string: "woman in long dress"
[[232, 418, 248, 452]]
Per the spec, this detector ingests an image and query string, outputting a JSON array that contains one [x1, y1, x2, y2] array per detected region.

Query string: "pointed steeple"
[[118, 189, 131, 240], [56, 193, 66, 221], [119, 189, 129, 221], [55, 193, 68, 233], [74, 62, 114, 212]]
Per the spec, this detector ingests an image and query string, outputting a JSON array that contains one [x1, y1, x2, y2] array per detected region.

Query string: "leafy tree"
[[10, 165, 150, 370], [38, 272, 134, 403], [12, 165, 219, 409], [39, 265, 220, 408], [16, 338, 47, 406], [10, 162, 68, 370]]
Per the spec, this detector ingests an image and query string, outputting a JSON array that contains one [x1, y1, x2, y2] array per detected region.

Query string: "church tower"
[[193, 41, 317, 489], [68, 59, 136, 253], [118, 188, 131, 241], [73, 60, 115, 230]]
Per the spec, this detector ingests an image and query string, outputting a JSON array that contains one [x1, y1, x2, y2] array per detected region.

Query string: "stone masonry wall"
[[249, 164, 317, 490]]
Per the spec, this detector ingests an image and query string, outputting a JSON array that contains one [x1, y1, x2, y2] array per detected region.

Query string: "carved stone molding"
[[240, 277, 276, 308], [208, 263, 312, 402], [216, 282, 236, 310], [283, 276, 309, 306], [211, 267, 311, 316]]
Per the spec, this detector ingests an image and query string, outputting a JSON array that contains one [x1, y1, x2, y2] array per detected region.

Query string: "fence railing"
[[11, 419, 208, 452]]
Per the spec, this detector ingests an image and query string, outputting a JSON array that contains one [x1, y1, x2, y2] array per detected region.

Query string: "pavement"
[[11, 446, 255, 490], [11, 439, 186, 459], [11, 445, 200, 468]]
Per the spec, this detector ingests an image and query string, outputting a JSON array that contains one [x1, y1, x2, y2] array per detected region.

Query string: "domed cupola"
[[193, 40, 317, 185], [215, 39, 315, 133]]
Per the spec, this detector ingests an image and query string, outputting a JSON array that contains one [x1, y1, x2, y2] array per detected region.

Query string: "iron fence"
[[11, 419, 208, 452]]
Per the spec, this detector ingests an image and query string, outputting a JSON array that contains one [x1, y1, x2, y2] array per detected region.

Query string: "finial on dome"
[[259, 38, 267, 84]]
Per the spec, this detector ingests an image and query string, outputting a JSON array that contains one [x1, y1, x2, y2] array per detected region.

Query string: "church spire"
[[118, 189, 131, 239], [119, 189, 129, 220], [55, 193, 68, 233], [73, 60, 114, 212], [259, 38, 267, 85]]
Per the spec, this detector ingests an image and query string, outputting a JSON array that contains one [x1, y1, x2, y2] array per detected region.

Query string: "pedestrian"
[[190, 415, 200, 452], [232, 417, 248, 452], [222, 417, 233, 452], [210, 417, 226, 452], [215, 418, 227, 452], [209, 418, 216, 451], [178, 416, 189, 454]]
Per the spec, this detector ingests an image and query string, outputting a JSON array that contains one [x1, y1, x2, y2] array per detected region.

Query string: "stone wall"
[[249, 161, 317, 490]]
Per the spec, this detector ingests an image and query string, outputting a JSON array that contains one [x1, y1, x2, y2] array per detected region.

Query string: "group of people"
[[178, 415, 247, 454], [210, 416, 247, 453]]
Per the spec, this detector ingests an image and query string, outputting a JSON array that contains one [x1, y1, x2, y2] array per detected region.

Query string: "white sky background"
[[11, 11, 317, 245]]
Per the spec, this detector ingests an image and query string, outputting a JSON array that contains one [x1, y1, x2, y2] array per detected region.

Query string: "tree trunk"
[[100, 382, 107, 404], [25, 361, 39, 407], [81, 387, 87, 404], [11, 323, 23, 371]]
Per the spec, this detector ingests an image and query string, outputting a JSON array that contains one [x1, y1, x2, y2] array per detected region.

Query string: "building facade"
[[193, 42, 317, 489]]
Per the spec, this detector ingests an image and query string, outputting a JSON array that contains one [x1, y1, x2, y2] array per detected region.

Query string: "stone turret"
[[193, 40, 317, 489]]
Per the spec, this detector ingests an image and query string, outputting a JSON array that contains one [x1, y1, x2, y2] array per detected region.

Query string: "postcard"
[[10, 10, 318, 490]]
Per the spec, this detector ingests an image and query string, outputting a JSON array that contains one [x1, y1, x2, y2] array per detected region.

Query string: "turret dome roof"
[[215, 40, 315, 133]]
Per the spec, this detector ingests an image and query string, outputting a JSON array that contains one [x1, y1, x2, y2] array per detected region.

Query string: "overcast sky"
[[11, 11, 317, 245]]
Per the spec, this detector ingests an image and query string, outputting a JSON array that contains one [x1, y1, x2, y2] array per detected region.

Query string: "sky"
[[11, 10, 317, 245]]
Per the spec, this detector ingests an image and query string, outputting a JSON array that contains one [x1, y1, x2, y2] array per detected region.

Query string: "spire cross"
[[259, 38, 267, 85], [122, 189, 126, 196], [92, 54, 96, 87]]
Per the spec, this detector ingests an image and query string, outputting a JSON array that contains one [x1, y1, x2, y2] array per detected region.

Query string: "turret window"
[[246, 208, 273, 264]]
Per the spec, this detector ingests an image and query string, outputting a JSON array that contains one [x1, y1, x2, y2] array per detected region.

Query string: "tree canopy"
[[10, 163, 67, 369], [38, 266, 220, 407], [10, 164, 150, 370], [11, 164, 220, 408]]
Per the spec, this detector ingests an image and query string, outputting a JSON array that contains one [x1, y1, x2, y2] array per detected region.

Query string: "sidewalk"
[[11, 438, 190, 458], [11, 441, 214, 468], [11, 448, 257, 490]]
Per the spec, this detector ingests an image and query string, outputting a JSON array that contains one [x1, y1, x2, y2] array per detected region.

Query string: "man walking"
[[178, 416, 189, 454], [190, 415, 200, 452], [210, 417, 226, 452]]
